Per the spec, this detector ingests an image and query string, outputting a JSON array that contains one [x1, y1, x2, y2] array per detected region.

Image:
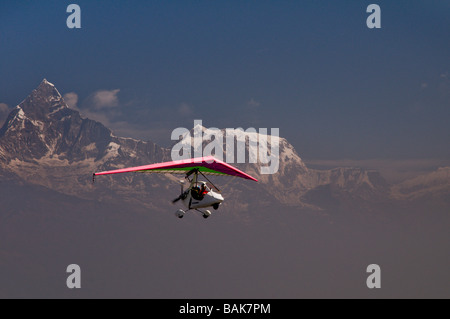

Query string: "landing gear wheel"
[[203, 210, 212, 219], [213, 203, 219, 210], [175, 209, 185, 219]]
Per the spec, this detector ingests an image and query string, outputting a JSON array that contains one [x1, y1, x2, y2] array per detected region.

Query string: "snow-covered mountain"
[[0, 79, 169, 200], [0, 79, 446, 212], [176, 124, 390, 208]]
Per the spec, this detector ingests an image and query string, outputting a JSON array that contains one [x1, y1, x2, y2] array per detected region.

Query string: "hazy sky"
[[0, 0, 449, 161]]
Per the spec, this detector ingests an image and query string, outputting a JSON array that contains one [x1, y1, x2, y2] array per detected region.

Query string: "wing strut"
[[198, 170, 220, 192], [183, 168, 220, 192]]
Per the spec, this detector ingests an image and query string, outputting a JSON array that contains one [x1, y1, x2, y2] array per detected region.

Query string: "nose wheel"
[[202, 210, 212, 219]]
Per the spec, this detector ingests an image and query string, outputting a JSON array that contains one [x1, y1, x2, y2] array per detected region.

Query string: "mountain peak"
[[39, 78, 55, 88], [17, 79, 67, 119], [0, 80, 72, 137], [0, 80, 118, 163], [34, 78, 60, 98]]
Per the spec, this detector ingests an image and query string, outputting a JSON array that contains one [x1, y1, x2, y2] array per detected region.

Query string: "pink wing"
[[94, 156, 258, 182]]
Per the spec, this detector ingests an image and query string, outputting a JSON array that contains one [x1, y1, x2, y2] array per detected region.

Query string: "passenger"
[[200, 183, 208, 196]]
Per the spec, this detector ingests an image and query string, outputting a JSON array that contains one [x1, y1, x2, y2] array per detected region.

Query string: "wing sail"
[[93, 156, 258, 182]]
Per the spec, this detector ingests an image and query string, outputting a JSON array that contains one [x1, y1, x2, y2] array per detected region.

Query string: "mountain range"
[[1, 79, 449, 215]]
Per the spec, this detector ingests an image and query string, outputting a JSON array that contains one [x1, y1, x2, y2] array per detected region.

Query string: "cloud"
[[63, 92, 79, 109], [0, 103, 9, 113], [0, 103, 10, 126], [68, 90, 199, 145], [91, 89, 120, 109], [73, 89, 122, 129], [60, 87, 167, 143]]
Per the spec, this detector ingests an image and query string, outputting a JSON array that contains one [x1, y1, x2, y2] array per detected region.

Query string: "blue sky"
[[0, 0, 449, 161]]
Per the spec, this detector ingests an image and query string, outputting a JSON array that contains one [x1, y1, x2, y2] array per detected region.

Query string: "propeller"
[[172, 196, 182, 204], [172, 180, 186, 204]]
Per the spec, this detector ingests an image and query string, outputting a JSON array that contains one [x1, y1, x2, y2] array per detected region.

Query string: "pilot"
[[200, 183, 208, 196], [191, 186, 201, 200]]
